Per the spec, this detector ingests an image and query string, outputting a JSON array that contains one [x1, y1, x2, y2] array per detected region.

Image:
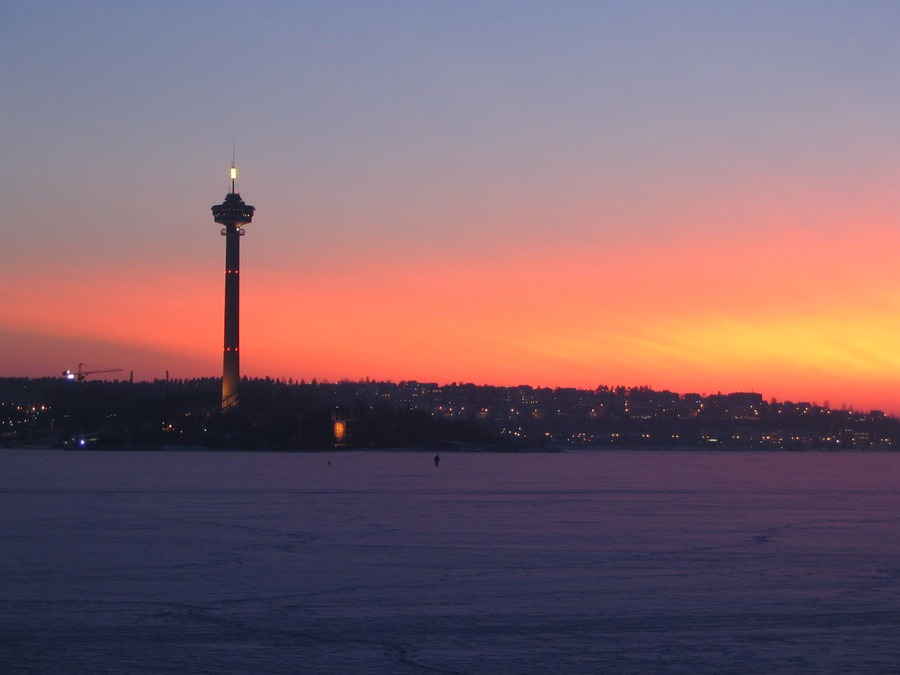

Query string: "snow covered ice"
[[2, 449, 900, 673]]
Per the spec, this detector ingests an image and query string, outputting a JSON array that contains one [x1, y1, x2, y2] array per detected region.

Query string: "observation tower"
[[211, 163, 255, 411]]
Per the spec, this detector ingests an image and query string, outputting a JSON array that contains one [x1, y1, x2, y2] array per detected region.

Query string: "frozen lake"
[[2, 449, 900, 673]]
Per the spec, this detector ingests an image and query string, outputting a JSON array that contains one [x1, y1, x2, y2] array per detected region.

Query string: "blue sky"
[[4, 1, 900, 411]]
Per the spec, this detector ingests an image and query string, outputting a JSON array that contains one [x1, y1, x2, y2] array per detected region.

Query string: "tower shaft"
[[222, 225, 241, 409]]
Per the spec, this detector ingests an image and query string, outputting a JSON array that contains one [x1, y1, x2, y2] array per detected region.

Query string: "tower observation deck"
[[211, 165, 255, 411]]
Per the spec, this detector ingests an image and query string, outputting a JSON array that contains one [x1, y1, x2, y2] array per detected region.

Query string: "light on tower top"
[[230, 165, 237, 181]]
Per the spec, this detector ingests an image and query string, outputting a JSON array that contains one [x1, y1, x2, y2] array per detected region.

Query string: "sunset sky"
[[3, 1, 900, 413]]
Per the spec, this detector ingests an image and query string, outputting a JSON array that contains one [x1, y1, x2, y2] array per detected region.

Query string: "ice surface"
[[2, 449, 900, 673]]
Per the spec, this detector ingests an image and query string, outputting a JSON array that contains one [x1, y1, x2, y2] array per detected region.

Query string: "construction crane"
[[63, 363, 123, 382]]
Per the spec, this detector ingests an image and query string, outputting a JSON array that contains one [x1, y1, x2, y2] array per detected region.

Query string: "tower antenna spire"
[[230, 140, 237, 194]]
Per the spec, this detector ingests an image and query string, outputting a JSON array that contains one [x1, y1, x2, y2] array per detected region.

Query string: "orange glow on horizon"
[[5, 220, 900, 414]]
